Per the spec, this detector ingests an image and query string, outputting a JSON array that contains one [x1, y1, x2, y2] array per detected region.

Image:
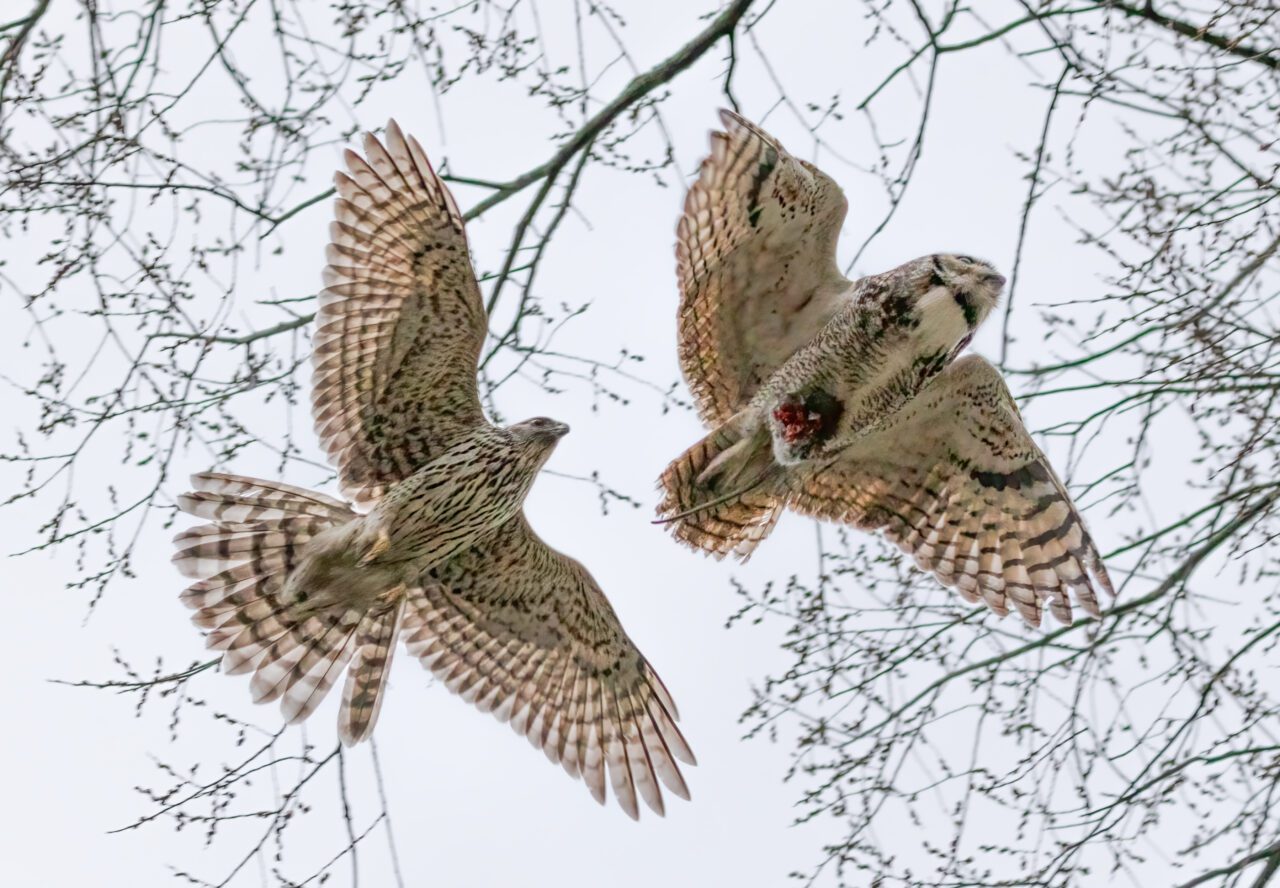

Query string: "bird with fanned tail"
[[657, 111, 1113, 626], [172, 121, 693, 819]]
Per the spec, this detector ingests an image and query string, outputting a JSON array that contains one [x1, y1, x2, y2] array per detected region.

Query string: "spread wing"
[[402, 515, 695, 819], [788, 355, 1113, 626], [676, 110, 851, 424], [313, 120, 489, 509]]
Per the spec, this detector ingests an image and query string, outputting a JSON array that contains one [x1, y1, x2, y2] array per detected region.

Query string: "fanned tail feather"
[[174, 472, 401, 738], [177, 472, 353, 523], [338, 600, 406, 745], [656, 414, 783, 560]]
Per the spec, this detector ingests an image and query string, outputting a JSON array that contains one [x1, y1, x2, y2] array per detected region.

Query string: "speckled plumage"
[[172, 121, 692, 818], [658, 111, 1112, 626]]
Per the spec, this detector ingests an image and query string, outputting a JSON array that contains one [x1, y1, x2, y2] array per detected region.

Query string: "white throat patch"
[[916, 285, 971, 351]]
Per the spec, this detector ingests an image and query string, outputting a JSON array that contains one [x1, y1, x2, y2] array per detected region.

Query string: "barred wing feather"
[[403, 515, 694, 819], [790, 355, 1113, 625], [314, 119, 490, 509]]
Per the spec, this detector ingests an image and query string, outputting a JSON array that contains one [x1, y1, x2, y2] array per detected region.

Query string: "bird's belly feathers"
[[374, 458, 526, 567], [760, 286, 973, 462], [285, 519, 410, 613], [383, 496, 511, 565]]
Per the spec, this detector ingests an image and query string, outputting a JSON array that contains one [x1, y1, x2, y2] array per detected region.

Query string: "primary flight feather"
[[172, 120, 693, 819], [657, 110, 1112, 627]]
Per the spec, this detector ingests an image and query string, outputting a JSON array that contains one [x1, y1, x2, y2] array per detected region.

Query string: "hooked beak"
[[547, 422, 571, 440]]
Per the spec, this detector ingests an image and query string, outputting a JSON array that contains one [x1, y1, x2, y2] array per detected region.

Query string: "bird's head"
[[917, 253, 1005, 329], [507, 416, 570, 463]]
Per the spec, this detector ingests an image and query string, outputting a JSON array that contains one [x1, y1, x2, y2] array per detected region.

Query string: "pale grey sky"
[[0, 1, 1231, 885]]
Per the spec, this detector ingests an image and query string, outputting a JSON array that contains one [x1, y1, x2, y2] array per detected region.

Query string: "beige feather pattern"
[[314, 120, 488, 508], [339, 601, 406, 745], [175, 473, 367, 726], [788, 355, 1113, 625], [173, 124, 694, 817], [177, 472, 354, 524], [676, 109, 851, 424], [661, 111, 1111, 626], [402, 515, 694, 819], [656, 414, 783, 560]]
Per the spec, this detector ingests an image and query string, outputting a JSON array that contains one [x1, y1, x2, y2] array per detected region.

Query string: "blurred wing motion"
[[789, 355, 1113, 625], [314, 120, 489, 509], [403, 515, 695, 819], [676, 109, 851, 424]]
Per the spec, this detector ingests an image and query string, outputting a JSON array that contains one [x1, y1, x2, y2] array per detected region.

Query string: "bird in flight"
[[657, 110, 1112, 626], [172, 120, 693, 818]]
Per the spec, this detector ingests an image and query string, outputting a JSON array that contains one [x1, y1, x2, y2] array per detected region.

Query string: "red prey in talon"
[[773, 400, 824, 444]]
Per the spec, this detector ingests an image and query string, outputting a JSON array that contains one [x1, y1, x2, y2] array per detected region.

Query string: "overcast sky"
[[0, 2, 1190, 885]]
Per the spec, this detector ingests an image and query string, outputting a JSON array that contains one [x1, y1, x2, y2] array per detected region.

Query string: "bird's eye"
[[956, 255, 976, 265]]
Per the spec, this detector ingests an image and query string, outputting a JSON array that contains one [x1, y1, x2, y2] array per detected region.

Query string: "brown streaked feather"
[[172, 123, 700, 817], [402, 515, 694, 819], [179, 471, 354, 524], [788, 354, 1113, 625], [313, 119, 490, 508], [172, 518, 330, 579], [676, 109, 851, 424], [174, 471, 406, 733], [655, 410, 785, 559], [278, 616, 362, 725], [338, 601, 406, 745]]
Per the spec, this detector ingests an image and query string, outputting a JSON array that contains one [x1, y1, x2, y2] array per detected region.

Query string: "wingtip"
[[403, 128, 437, 176], [189, 470, 224, 489], [174, 491, 201, 516], [360, 128, 394, 164], [667, 777, 692, 802], [1018, 602, 1043, 629], [1081, 594, 1103, 620], [1092, 558, 1116, 600], [717, 107, 744, 130], [711, 108, 737, 147], [383, 118, 409, 154], [615, 782, 641, 821], [341, 146, 364, 175]]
